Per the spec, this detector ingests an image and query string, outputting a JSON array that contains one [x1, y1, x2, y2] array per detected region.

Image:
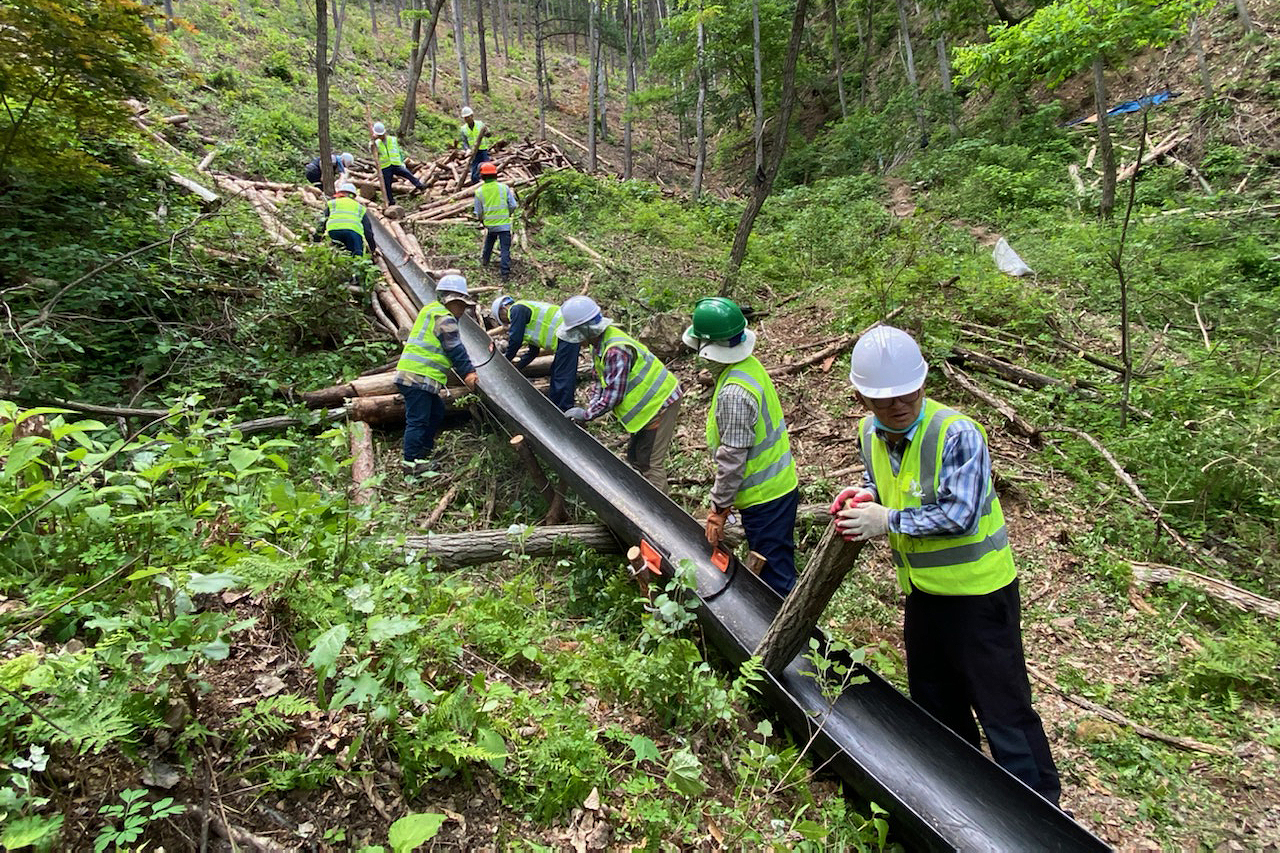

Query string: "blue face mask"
[[873, 407, 926, 435]]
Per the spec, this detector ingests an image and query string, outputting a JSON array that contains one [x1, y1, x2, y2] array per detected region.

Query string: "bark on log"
[[350, 420, 376, 504], [939, 360, 1040, 441], [952, 347, 1101, 395], [405, 523, 622, 568], [168, 173, 220, 207], [756, 521, 864, 674], [1129, 561, 1279, 618], [511, 434, 566, 523], [346, 394, 406, 425], [219, 407, 346, 436]]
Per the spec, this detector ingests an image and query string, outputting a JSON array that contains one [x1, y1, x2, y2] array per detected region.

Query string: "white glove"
[[564, 407, 588, 423], [829, 486, 874, 515], [835, 502, 891, 542]]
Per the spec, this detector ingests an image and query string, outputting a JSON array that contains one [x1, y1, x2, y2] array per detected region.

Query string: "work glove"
[[462, 372, 479, 391], [704, 507, 731, 546], [835, 502, 891, 543], [829, 486, 875, 515], [564, 406, 588, 423]]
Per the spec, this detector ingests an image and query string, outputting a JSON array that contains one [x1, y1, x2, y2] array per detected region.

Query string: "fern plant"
[[93, 789, 185, 853]]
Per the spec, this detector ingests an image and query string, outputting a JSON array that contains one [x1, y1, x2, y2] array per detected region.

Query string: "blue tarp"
[[1066, 89, 1182, 126]]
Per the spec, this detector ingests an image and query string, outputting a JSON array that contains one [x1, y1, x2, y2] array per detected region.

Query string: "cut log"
[[197, 150, 218, 173], [939, 360, 1040, 441], [405, 523, 622, 569], [345, 393, 405, 425], [218, 407, 346, 437], [350, 421, 376, 504], [755, 521, 864, 674], [952, 347, 1101, 395], [1129, 561, 1280, 619], [510, 434, 566, 524], [161, 113, 190, 124]]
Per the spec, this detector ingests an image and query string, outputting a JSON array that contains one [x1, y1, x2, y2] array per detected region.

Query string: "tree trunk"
[[494, 0, 507, 57], [934, 11, 956, 137], [395, 0, 403, 27], [404, 524, 624, 568], [1190, 16, 1213, 101], [596, 29, 608, 138], [400, 0, 448, 138], [429, 30, 439, 96], [829, 0, 847, 119], [369, 0, 378, 33], [623, 0, 635, 178], [859, 0, 872, 107], [1093, 55, 1115, 220], [317, 0, 336, 196], [721, 0, 809, 295], [755, 522, 864, 674], [535, 0, 547, 139], [163, 0, 175, 31], [453, 0, 471, 104], [752, 0, 763, 174], [587, 0, 599, 169], [516, 0, 524, 44], [1233, 0, 1254, 34], [895, 0, 925, 146], [330, 0, 350, 69], [476, 0, 490, 92], [691, 10, 707, 199]]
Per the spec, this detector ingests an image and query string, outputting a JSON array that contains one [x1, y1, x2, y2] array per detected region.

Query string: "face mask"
[[873, 407, 926, 435]]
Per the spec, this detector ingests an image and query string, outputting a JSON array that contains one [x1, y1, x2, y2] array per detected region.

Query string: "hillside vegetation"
[[2, 0, 1278, 849]]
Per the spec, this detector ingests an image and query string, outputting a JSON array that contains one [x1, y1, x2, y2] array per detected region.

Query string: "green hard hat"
[[687, 297, 746, 342]]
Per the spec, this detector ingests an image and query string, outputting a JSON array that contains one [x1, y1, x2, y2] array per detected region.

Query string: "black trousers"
[[482, 229, 512, 276], [329, 229, 363, 256], [381, 164, 424, 203], [739, 488, 799, 597], [903, 578, 1062, 805]]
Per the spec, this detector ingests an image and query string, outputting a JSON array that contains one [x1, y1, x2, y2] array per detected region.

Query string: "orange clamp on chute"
[[638, 539, 663, 576], [711, 546, 730, 573]]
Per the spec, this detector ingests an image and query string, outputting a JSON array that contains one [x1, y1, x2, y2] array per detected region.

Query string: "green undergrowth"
[[0, 411, 895, 849]]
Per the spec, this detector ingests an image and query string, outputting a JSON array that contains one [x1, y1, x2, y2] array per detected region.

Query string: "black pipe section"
[[371, 219, 1110, 852]]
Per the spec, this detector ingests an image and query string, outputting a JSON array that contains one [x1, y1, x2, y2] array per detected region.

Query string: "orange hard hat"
[[479, 162, 498, 176]]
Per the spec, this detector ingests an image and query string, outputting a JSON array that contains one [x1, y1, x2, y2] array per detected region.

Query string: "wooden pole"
[[755, 521, 864, 674], [510, 434, 567, 523], [349, 421, 376, 504]]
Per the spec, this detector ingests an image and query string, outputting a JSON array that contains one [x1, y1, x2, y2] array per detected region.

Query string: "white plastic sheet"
[[992, 237, 1033, 277]]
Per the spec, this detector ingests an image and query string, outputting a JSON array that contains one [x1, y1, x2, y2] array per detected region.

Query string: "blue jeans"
[[381, 164, 424, 204], [547, 342, 580, 410], [329, 229, 363, 256], [482, 229, 512, 276], [740, 488, 799, 596], [469, 149, 491, 184], [397, 382, 445, 461]]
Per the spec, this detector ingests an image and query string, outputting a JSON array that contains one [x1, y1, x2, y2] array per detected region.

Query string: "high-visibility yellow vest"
[[461, 119, 486, 149], [594, 327, 678, 433], [861, 398, 1016, 596], [706, 356, 798, 509], [477, 180, 512, 229], [396, 302, 453, 384], [515, 300, 563, 350], [375, 136, 404, 168], [325, 197, 366, 234]]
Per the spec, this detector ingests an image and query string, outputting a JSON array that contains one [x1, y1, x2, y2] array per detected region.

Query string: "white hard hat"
[[849, 326, 928, 397], [557, 295, 607, 343], [340, 152, 354, 167], [335, 181, 358, 195], [372, 121, 386, 136], [436, 274, 474, 304], [461, 106, 474, 118], [491, 294, 513, 320]]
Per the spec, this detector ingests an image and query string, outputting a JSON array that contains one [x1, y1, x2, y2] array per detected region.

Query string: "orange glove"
[[705, 507, 731, 546], [463, 372, 478, 391]]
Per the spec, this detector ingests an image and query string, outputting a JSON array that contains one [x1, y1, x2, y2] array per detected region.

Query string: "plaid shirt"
[[584, 342, 682, 421], [861, 415, 990, 537]]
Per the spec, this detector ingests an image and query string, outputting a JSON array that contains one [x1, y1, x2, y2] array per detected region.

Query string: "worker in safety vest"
[[491, 294, 579, 411], [316, 182, 377, 257], [459, 105, 490, 184], [304, 151, 354, 187], [473, 162, 518, 281], [394, 275, 480, 472], [371, 121, 425, 205], [558, 296, 682, 494], [685, 297, 799, 597], [830, 326, 1061, 806]]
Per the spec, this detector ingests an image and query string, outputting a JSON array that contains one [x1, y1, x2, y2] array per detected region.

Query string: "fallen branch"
[[939, 361, 1040, 440], [188, 805, 291, 853], [425, 484, 459, 528], [1129, 561, 1279, 619], [1027, 666, 1231, 757], [769, 306, 906, 377]]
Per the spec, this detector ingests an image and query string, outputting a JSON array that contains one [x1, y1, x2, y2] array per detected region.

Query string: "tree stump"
[[754, 520, 864, 674]]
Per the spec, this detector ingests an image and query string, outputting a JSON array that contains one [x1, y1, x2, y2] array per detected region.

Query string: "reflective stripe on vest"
[[862, 398, 1016, 596], [376, 136, 404, 168], [594, 327, 679, 433], [325, 197, 366, 234], [705, 356, 798, 509], [477, 180, 512, 229], [461, 119, 486, 149], [515, 300, 563, 350], [395, 302, 452, 384]]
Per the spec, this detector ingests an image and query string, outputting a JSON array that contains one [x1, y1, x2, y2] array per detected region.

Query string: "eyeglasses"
[[863, 388, 923, 410]]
